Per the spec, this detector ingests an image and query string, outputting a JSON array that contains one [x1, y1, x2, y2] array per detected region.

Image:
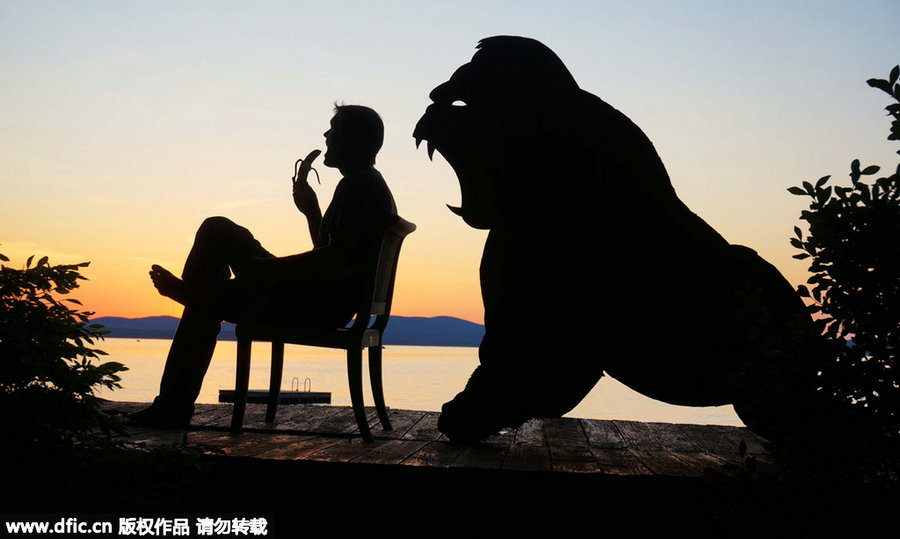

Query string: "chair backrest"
[[349, 214, 416, 333]]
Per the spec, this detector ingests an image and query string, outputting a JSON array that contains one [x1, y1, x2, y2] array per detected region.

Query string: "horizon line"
[[89, 312, 485, 326]]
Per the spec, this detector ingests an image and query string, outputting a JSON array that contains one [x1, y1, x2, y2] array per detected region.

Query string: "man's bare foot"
[[149, 265, 189, 305]]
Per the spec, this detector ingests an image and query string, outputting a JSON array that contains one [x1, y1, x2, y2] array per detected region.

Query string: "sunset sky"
[[2, 1, 898, 325]]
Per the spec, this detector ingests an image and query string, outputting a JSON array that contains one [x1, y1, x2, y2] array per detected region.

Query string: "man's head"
[[323, 104, 384, 172]]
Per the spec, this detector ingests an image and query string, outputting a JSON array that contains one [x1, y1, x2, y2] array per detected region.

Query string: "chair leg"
[[266, 341, 284, 423], [347, 346, 373, 442], [369, 345, 392, 431], [231, 338, 252, 434]]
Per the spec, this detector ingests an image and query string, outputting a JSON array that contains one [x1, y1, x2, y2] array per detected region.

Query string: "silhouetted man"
[[130, 105, 397, 427]]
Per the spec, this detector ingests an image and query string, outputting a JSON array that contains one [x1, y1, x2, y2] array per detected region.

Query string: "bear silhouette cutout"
[[414, 36, 817, 443]]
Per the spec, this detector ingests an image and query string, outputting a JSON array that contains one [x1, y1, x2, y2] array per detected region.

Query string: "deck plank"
[[449, 441, 510, 470], [400, 441, 466, 468], [581, 419, 652, 475], [269, 403, 350, 433], [502, 419, 551, 471], [260, 436, 348, 460], [682, 423, 773, 469], [249, 435, 324, 460], [612, 420, 708, 477], [545, 419, 605, 474], [400, 411, 445, 441], [191, 403, 241, 427], [644, 422, 732, 471], [213, 433, 303, 458], [351, 439, 432, 465], [304, 437, 389, 463], [305, 406, 373, 437], [374, 409, 430, 439]]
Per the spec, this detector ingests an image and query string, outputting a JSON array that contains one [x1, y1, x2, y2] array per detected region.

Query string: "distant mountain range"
[[90, 315, 484, 347]]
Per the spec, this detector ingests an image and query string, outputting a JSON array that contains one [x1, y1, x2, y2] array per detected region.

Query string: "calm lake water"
[[97, 337, 744, 426]]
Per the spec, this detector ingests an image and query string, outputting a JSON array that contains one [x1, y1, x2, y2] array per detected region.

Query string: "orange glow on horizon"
[[9, 244, 487, 326]]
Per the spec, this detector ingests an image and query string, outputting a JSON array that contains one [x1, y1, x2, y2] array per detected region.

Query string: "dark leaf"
[[867, 78, 892, 94], [859, 182, 872, 203]]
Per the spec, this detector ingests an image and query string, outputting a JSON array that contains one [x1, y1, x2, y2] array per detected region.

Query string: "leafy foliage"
[[787, 66, 900, 479], [0, 251, 127, 454], [0, 252, 230, 512]]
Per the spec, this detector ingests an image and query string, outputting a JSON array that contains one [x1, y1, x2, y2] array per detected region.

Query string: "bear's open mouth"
[[414, 136, 437, 162], [413, 111, 465, 217], [415, 136, 464, 217]]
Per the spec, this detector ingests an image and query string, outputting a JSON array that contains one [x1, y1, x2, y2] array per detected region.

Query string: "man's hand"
[[293, 149, 322, 218], [293, 180, 320, 217]]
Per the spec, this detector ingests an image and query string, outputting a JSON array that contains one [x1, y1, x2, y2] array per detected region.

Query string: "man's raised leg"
[[131, 217, 273, 427]]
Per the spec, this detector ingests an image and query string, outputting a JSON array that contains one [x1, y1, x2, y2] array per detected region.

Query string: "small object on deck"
[[218, 389, 331, 405]]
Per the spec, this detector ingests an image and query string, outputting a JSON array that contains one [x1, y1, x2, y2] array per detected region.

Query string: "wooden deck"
[[87, 402, 895, 535], [102, 401, 768, 477]]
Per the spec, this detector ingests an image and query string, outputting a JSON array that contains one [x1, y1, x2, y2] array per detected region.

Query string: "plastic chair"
[[229, 215, 416, 441]]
